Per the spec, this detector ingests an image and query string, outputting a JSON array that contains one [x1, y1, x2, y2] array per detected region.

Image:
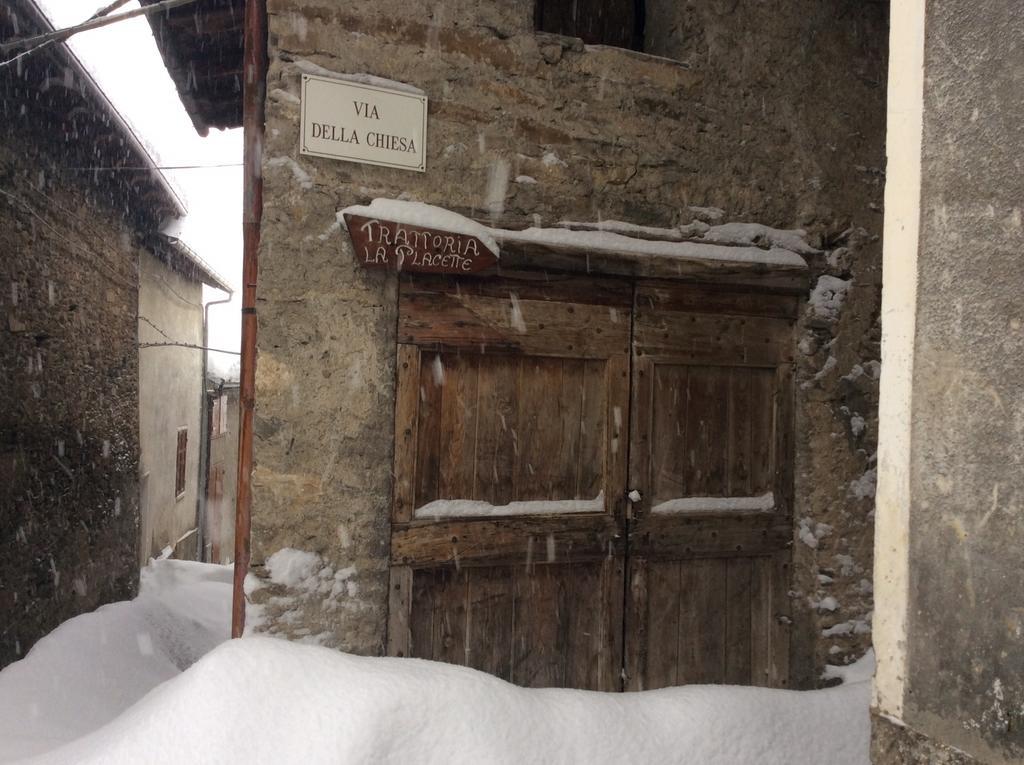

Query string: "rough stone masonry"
[[0, 127, 143, 669], [247, 0, 887, 686]]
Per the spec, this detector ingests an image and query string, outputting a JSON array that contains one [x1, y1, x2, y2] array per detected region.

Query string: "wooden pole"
[[232, 0, 266, 639]]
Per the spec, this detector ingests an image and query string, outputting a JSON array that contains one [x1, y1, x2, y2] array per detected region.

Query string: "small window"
[[210, 394, 228, 437], [219, 395, 228, 435], [535, 0, 645, 51], [175, 428, 188, 498]]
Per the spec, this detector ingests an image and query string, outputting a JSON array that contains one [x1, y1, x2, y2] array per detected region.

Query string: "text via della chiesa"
[[309, 100, 417, 153]]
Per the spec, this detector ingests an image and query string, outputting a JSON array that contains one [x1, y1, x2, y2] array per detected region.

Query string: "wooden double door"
[[388, 273, 796, 691]]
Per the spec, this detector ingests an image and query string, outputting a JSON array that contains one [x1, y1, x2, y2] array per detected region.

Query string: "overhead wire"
[[0, 0, 201, 70]]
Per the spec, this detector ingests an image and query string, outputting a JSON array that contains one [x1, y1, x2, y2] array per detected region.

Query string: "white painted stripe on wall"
[[872, 0, 925, 721]]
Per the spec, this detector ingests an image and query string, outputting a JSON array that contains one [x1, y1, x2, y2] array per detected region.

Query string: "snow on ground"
[[21, 639, 872, 765], [0, 560, 873, 765], [0, 560, 232, 762]]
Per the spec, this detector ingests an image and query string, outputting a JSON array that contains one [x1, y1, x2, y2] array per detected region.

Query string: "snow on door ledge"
[[414, 492, 605, 520], [650, 492, 775, 515]]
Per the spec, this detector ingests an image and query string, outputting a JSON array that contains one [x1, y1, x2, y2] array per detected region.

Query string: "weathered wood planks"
[[625, 279, 796, 691], [391, 273, 796, 693]]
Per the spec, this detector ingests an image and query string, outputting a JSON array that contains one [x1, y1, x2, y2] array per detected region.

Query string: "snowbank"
[[2, 559, 872, 765], [0, 560, 232, 762], [26, 637, 871, 765]]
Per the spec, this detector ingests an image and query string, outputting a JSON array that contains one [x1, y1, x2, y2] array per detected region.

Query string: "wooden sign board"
[[343, 214, 499, 274]]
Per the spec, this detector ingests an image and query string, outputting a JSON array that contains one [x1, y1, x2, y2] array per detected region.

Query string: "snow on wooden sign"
[[341, 204, 500, 274]]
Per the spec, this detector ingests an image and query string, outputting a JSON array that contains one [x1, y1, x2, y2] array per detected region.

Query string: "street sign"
[[300, 74, 427, 172]]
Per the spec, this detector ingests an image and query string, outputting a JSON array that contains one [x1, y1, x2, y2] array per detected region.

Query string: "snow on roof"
[[158, 232, 234, 293], [556, 219, 820, 258], [555, 219, 685, 242], [493, 226, 808, 269], [338, 199, 500, 256], [341, 199, 811, 271], [7, 0, 184, 220], [293, 60, 428, 97]]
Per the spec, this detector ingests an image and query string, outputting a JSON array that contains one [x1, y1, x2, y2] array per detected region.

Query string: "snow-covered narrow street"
[[0, 560, 872, 765], [10, 0, 1019, 759], [0, 561, 231, 762]]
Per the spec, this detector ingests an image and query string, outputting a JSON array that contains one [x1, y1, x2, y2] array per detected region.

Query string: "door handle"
[[627, 489, 642, 520]]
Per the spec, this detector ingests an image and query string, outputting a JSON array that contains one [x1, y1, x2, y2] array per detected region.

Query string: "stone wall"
[[872, 715, 981, 765], [251, 0, 887, 681], [0, 135, 142, 668]]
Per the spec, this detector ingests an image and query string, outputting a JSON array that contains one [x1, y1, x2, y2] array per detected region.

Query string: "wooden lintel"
[[496, 240, 809, 292]]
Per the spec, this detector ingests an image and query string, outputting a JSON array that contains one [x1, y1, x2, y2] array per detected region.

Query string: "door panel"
[[626, 283, 796, 691], [405, 561, 621, 690], [410, 353, 608, 514], [389, 275, 796, 692], [648, 364, 776, 509], [389, 274, 630, 691]]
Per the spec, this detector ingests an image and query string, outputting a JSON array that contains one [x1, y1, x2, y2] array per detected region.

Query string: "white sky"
[[36, 0, 243, 377]]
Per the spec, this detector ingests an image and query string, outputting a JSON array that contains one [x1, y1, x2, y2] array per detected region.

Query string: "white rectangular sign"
[[300, 74, 427, 172]]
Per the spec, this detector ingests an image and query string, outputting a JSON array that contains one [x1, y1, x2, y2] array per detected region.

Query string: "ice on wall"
[[698, 221, 822, 256], [808, 276, 852, 323], [246, 548, 362, 644], [485, 158, 511, 222], [265, 548, 322, 588], [541, 151, 567, 167], [266, 156, 313, 190], [798, 517, 833, 549], [849, 467, 877, 499]]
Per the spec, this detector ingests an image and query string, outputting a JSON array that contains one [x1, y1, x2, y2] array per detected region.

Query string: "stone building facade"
[[0, 0, 181, 667], [238, 0, 887, 685], [0, 0, 231, 668]]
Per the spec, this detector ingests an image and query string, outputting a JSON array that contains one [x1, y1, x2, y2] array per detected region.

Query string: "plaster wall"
[[872, 0, 923, 721], [870, 1, 1024, 761], [207, 385, 240, 563], [251, 0, 887, 679], [138, 252, 205, 563]]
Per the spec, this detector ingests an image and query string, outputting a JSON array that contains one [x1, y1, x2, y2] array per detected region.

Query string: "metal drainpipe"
[[196, 290, 232, 562], [232, 0, 267, 639]]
